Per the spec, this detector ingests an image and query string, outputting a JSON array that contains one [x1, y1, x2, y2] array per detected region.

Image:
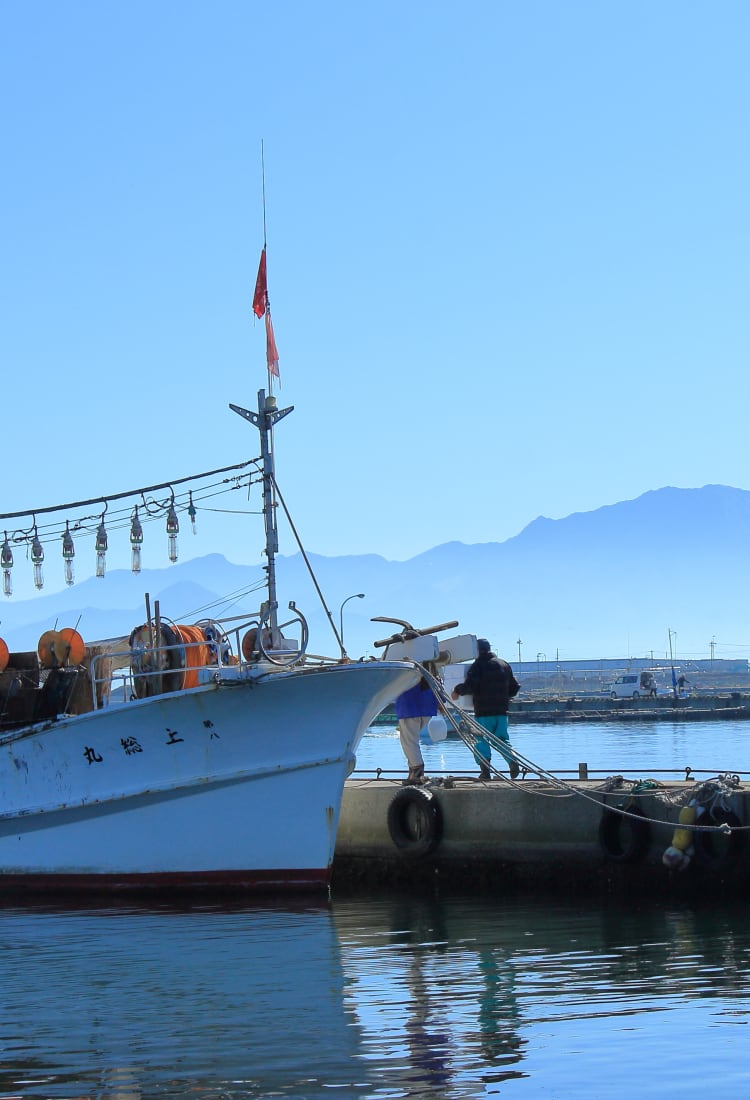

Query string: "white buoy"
[[428, 715, 448, 742]]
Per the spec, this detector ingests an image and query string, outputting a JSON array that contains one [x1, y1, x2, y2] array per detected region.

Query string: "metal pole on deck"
[[229, 390, 293, 644]]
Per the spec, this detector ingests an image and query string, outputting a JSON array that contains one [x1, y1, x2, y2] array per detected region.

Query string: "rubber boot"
[[404, 764, 427, 786], [478, 763, 492, 780]]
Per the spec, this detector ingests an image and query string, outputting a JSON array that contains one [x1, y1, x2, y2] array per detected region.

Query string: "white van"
[[609, 674, 641, 699]]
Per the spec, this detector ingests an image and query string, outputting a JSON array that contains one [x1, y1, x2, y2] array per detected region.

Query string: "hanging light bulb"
[[188, 491, 197, 535], [61, 521, 75, 586], [95, 513, 108, 578], [1, 532, 13, 598], [166, 497, 179, 563], [130, 506, 143, 574], [31, 526, 44, 590]]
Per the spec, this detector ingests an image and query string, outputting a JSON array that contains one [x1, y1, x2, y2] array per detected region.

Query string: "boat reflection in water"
[[0, 903, 368, 1099]]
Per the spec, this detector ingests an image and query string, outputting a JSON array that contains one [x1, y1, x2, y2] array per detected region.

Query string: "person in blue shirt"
[[394, 677, 438, 786]]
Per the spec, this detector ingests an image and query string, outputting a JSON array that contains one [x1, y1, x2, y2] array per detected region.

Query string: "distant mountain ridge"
[[2, 486, 748, 662]]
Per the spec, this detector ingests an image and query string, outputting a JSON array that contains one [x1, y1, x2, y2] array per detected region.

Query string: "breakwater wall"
[[509, 693, 750, 723], [372, 693, 750, 729]]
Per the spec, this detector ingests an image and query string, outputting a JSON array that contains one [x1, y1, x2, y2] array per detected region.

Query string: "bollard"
[[578, 762, 588, 780]]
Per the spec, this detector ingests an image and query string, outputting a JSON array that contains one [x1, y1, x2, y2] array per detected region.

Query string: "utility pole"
[[517, 638, 522, 666], [710, 636, 716, 663], [668, 628, 678, 698]]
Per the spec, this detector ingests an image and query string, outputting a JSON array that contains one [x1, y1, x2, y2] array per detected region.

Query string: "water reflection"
[[0, 902, 365, 1099], [333, 894, 750, 1097], [0, 897, 749, 1098], [335, 896, 529, 1096]]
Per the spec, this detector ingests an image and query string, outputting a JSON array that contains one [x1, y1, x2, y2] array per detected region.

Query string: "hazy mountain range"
[[1, 485, 748, 663]]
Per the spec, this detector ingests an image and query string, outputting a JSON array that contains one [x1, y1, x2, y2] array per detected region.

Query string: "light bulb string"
[[5, 467, 261, 550]]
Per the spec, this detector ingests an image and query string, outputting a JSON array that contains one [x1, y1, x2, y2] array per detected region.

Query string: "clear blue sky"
[[2, 1, 749, 599]]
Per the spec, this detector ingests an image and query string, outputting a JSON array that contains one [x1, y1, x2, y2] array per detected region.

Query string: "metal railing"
[[88, 617, 259, 710]]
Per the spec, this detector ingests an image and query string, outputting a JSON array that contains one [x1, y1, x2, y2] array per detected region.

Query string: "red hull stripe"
[[0, 868, 331, 896]]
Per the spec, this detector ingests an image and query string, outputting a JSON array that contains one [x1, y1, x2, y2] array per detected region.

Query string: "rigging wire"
[[176, 581, 267, 623], [0, 458, 258, 523], [270, 473, 343, 654]]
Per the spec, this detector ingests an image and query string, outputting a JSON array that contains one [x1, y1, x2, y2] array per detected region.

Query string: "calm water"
[[2, 895, 749, 1099], [2, 718, 749, 1099], [354, 716, 750, 780]]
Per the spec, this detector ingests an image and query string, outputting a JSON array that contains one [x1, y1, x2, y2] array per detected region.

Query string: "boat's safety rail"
[[89, 608, 310, 711]]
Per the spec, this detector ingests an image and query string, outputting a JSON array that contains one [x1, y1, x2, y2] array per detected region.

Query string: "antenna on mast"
[[261, 138, 267, 249], [251, 140, 281, 393]]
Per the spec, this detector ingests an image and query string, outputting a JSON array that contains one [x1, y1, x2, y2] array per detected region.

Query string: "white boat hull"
[[0, 661, 416, 893]]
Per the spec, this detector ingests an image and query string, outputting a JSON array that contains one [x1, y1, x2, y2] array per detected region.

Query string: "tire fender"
[[387, 787, 443, 858], [599, 801, 651, 863], [692, 808, 744, 870]]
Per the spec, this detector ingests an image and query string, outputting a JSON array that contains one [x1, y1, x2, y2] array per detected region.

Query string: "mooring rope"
[[418, 665, 750, 835]]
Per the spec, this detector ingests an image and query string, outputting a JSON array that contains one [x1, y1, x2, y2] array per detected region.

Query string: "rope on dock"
[[419, 665, 750, 836]]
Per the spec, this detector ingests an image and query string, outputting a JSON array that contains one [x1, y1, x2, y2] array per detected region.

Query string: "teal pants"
[[474, 714, 513, 767]]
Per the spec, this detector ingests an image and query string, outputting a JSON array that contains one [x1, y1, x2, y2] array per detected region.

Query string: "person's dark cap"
[[477, 638, 491, 653]]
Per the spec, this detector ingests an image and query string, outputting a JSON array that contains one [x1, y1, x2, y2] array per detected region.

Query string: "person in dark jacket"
[[394, 677, 438, 786], [451, 639, 520, 779]]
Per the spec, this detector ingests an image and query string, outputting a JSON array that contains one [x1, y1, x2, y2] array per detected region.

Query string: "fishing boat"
[[0, 376, 452, 894]]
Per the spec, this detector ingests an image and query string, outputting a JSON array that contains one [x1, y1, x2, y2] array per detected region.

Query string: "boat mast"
[[230, 389, 293, 643]]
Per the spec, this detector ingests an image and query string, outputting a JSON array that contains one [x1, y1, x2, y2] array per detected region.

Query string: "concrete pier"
[[333, 775, 750, 899]]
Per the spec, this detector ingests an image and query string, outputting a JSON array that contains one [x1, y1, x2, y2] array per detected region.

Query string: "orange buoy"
[[59, 627, 85, 665], [0, 637, 8, 673], [38, 630, 64, 669]]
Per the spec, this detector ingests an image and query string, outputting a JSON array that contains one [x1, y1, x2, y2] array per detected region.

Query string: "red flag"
[[265, 310, 280, 378], [252, 248, 267, 318]]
